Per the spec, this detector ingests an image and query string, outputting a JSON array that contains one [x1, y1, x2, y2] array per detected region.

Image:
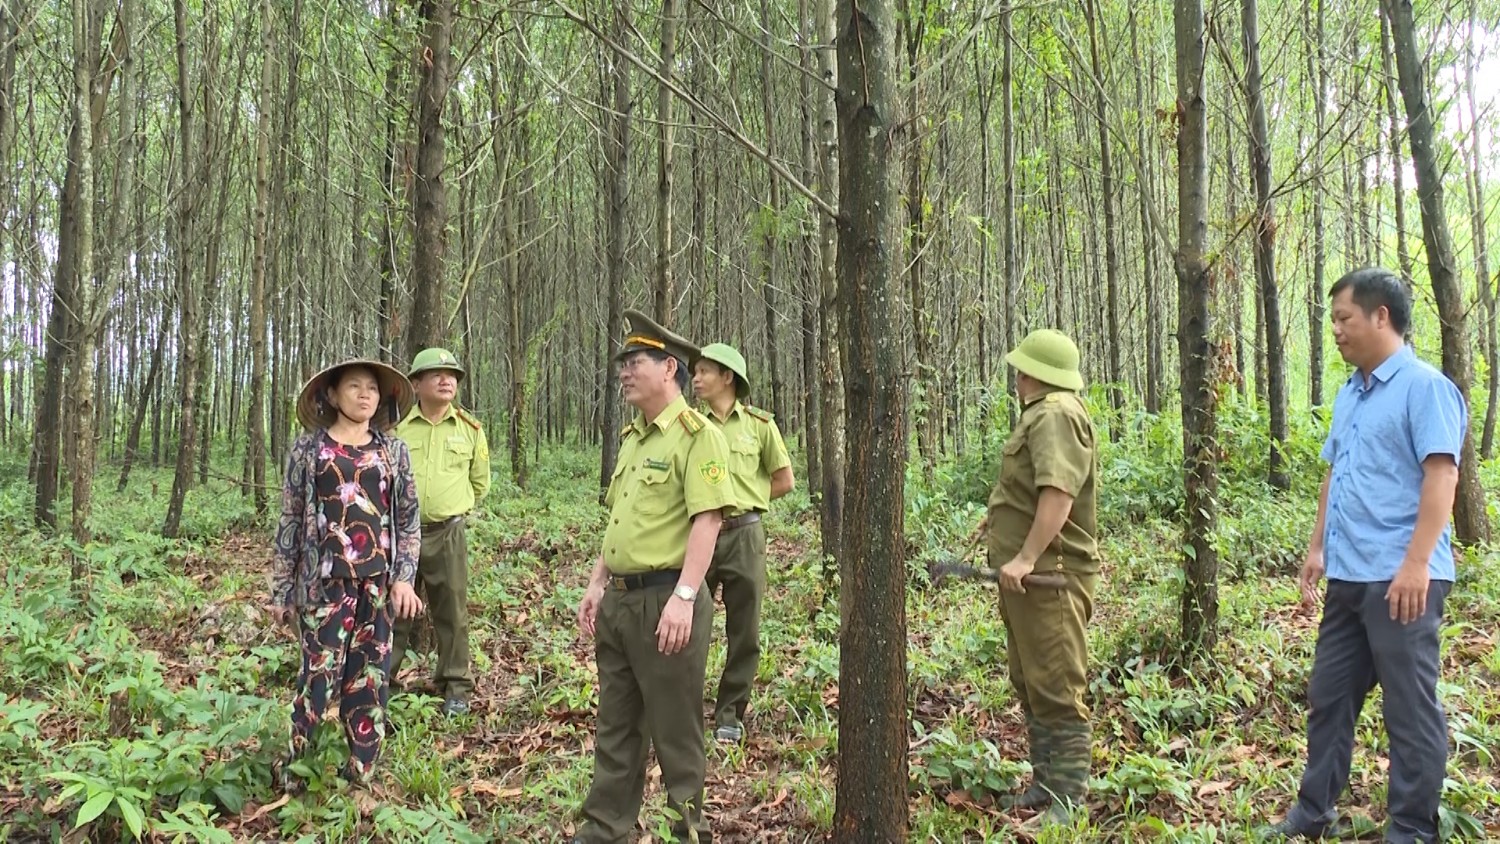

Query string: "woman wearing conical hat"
[[267, 357, 425, 796]]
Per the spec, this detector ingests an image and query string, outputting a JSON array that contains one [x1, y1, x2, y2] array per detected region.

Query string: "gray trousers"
[[1289, 578, 1450, 844]]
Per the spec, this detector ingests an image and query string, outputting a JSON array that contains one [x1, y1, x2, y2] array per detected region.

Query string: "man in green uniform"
[[690, 343, 793, 744], [573, 310, 736, 844], [980, 328, 1099, 824], [391, 347, 491, 717]]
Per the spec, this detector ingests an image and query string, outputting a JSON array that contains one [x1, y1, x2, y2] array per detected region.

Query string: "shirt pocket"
[[444, 437, 473, 473], [635, 468, 678, 515], [729, 438, 760, 475]]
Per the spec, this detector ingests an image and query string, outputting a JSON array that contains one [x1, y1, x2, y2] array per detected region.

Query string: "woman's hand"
[[391, 582, 424, 620]]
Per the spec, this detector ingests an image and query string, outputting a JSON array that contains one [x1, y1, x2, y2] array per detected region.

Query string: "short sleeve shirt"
[[396, 405, 492, 523], [602, 395, 737, 575], [1320, 345, 1465, 582], [313, 432, 392, 580], [986, 389, 1099, 574], [704, 402, 792, 516]]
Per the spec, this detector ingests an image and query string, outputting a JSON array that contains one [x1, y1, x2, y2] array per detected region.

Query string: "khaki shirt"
[[986, 388, 1099, 574], [702, 401, 792, 516], [603, 395, 736, 575], [396, 404, 491, 523]]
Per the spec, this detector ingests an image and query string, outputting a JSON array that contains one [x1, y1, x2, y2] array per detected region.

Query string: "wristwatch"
[[673, 584, 697, 602]]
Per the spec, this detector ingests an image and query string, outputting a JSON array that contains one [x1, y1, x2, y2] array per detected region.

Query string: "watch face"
[[674, 585, 695, 600]]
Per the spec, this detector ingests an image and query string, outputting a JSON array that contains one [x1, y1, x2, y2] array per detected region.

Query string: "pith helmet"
[[409, 347, 466, 381], [614, 308, 700, 367], [296, 358, 415, 433], [696, 343, 750, 398], [1005, 329, 1084, 391]]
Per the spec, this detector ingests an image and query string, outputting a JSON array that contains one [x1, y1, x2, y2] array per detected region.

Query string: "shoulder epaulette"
[[455, 407, 483, 431], [678, 409, 706, 435], [744, 404, 775, 423], [620, 422, 636, 439]]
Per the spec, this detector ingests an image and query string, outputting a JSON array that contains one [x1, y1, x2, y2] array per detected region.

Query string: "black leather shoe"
[[1254, 815, 1344, 841], [442, 698, 470, 717]]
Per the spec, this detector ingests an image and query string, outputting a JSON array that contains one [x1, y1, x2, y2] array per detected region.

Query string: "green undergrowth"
[[0, 407, 1496, 841]]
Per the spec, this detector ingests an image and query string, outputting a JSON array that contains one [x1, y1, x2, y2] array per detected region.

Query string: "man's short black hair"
[[1329, 266, 1411, 335], [639, 349, 690, 393]]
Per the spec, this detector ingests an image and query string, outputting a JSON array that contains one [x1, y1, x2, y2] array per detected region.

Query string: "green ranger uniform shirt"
[[702, 401, 791, 516], [604, 395, 736, 575], [987, 388, 1099, 574], [396, 404, 492, 523]]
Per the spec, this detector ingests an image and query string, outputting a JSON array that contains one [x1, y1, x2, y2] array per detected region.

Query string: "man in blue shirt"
[[1258, 268, 1465, 844]]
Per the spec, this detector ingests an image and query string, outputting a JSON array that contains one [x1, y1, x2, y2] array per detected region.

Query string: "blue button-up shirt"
[[1320, 345, 1466, 582]]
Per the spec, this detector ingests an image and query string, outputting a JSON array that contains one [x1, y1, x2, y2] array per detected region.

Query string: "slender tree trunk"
[[118, 291, 170, 491], [831, 1, 908, 839], [1463, 0, 1497, 460], [1306, 0, 1327, 408], [1174, 0, 1220, 656], [654, 0, 678, 325], [901, 5, 935, 469], [162, 0, 201, 540], [1383, 0, 1492, 545], [67, 0, 99, 550], [1000, 3, 1017, 417], [760, 0, 785, 420], [814, 0, 844, 576], [598, 4, 630, 489], [407, 0, 453, 359], [1380, 10, 1415, 290], [247, 0, 274, 515], [34, 134, 81, 530], [1085, 0, 1122, 427], [377, 4, 401, 363], [1242, 0, 1287, 491], [1131, 9, 1162, 414], [798, 0, 823, 496]]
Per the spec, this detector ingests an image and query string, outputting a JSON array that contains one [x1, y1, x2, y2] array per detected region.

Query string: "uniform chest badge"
[[644, 458, 671, 472]]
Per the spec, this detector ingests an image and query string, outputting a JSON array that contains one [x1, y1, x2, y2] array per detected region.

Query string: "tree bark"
[[1174, 0, 1220, 657], [1305, 0, 1327, 408], [1463, 0, 1496, 460], [831, 1, 908, 840], [407, 0, 454, 360], [1382, 0, 1492, 545], [798, 0, 823, 498], [162, 0, 201, 540], [1131, 9, 1162, 414], [814, 0, 844, 577], [67, 0, 100, 549], [598, 3, 630, 490], [654, 0, 678, 325], [247, 0, 274, 515], [1085, 0, 1122, 427], [901, 3, 935, 470], [1241, 0, 1287, 491], [1379, 11, 1415, 291], [760, 0, 785, 420]]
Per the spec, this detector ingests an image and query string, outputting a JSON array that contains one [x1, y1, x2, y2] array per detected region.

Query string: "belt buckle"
[[609, 577, 627, 591]]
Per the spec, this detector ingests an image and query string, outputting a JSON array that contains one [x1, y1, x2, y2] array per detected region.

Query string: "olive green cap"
[[696, 342, 750, 398], [409, 347, 465, 381], [614, 308, 699, 367], [1005, 329, 1084, 391], [296, 357, 415, 432]]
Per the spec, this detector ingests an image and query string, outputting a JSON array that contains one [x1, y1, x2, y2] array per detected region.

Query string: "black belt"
[[421, 515, 464, 533], [721, 512, 762, 532], [608, 569, 681, 591]]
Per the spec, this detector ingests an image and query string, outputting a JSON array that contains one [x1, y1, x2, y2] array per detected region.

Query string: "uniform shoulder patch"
[[677, 409, 706, 435], [1044, 393, 1064, 404], [455, 407, 483, 431], [744, 404, 775, 422], [619, 422, 636, 440], [699, 460, 728, 485]]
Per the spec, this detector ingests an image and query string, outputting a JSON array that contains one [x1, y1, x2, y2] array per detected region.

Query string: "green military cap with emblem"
[[615, 308, 700, 366], [695, 342, 751, 399], [1005, 328, 1084, 391], [410, 347, 466, 381]]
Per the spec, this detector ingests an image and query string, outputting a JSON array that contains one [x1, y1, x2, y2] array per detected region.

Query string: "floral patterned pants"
[[290, 577, 391, 781]]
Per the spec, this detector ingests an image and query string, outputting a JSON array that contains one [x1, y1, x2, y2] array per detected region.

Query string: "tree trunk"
[[1463, 0, 1496, 460], [598, 3, 630, 490], [1382, 0, 1492, 545], [798, 0, 823, 498], [34, 131, 82, 530], [830, 1, 908, 840], [247, 0, 274, 515], [1085, 0, 1122, 427], [1131, 9, 1162, 414], [760, 0, 785, 420], [654, 0, 678, 325], [377, 4, 402, 363], [901, 5, 935, 470], [1379, 11, 1415, 291], [118, 291, 170, 492], [1242, 0, 1287, 491], [1305, 0, 1326, 408], [162, 0, 201, 540], [67, 0, 99, 550], [814, 0, 844, 577], [407, 0, 453, 360], [1174, 0, 1220, 657]]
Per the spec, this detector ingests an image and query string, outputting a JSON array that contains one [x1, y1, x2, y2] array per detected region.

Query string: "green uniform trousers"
[[577, 583, 713, 844], [703, 520, 766, 728], [998, 572, 1096, 728], [390, 517, 474, 701]]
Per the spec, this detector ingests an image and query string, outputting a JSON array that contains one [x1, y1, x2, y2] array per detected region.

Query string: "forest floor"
[[1, 440, 1497, 843]]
